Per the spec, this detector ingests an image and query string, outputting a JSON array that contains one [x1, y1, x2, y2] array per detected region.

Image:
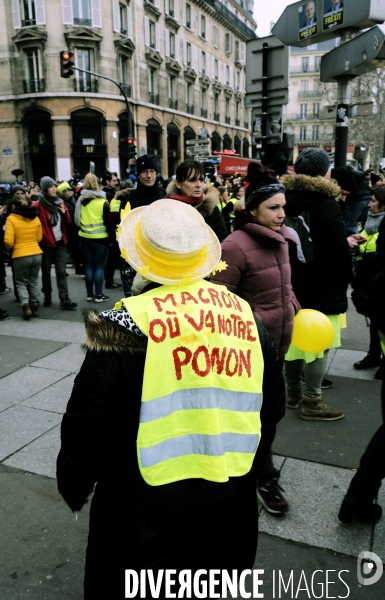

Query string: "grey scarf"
[[364, 211, 385, 235], [38, 191, 61, 226]]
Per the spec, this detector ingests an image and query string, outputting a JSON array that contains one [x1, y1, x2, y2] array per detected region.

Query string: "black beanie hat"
[[136, 155, 158, 174], [331, 167, 357, 193], [294, 148, 330, 177], [10, 184, 27, 196]]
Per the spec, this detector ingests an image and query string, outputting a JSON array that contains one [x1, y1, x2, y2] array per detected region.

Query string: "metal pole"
[[334, 30, 357, 168], [261, 42, 269, 164], [72, 66, 133, 137]]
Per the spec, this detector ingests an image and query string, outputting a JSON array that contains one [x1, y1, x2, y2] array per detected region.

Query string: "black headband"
[[246, 183, 285, 211]]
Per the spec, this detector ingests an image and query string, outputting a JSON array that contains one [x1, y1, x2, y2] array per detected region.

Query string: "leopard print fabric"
[[99, 306, 145, 338]]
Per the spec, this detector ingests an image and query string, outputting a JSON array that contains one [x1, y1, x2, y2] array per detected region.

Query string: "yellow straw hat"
[[117, 199, 221, 285]]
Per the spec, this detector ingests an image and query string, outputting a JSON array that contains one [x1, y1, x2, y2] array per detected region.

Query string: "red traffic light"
[[60, 50, 74, 79], [127, 138, 137, 144]]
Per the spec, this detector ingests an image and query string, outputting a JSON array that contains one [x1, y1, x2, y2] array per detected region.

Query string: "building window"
[[214, 93, 219, 113], [74, 48, 95, 91], [21, 0, 36, 26], [73, 0, 91, 26], [119, 4, 126, 35], [166, 0, 175, 18], [200, 14, 206, 39], [235, 70, 240, 90], [185, 2, 191, 28], [300, 126, 307, 141], [315, 56, 322, 71], [312, 125, 319, 140], [186, 82, 193, 113], [213, 24, 218, 48], [185, 42, 191, 66], [225, 65, 230, 86], [214, 58, 218, 80], [301, 79, 308, 91], [201, 89, 207, 117], [169, 76, 177, 109], [119, 54, 131, 96], [166, 30, 176, 58], [313, 103, 320, 117], [200, 50, 206, 74], [300, 104, 307, 119], [149, 68, 159, 104], [302, 57, 309, 72], [23, 47, 44, 92], [225, 32, 233, 55], [149, 19, 156, 48]]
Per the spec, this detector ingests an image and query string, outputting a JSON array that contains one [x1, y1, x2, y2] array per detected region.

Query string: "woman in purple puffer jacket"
[[211, 164, 300, 516]]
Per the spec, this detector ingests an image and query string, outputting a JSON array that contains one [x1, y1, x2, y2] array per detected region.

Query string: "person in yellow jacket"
[[74, 173, 111, 302], [353, 184, 385, 378], [56, 199, 285, 598], [4, 197, 42, 319]]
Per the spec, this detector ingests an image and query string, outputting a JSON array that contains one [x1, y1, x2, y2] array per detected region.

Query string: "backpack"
[[351, 252, 385, 320], [285, 210, 316, 264]]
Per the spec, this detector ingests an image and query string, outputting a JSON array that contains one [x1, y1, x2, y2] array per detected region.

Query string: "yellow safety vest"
[[118, 279, 264, 486], [79, 199, 108, 239]]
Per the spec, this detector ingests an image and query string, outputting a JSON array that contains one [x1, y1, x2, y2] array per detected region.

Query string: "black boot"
[[353, 354, 381, 370], [338, 499, 382, 523], [43, 293, 52, 307]]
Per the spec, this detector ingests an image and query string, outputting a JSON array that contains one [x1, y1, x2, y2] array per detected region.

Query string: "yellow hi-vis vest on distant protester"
[[79, 200, 108, 239], [118, 279, 264, 486]]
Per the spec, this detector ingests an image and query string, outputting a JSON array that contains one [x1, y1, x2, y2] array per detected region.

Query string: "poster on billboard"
[[323, 0, 344, 31], [298, 1, 318, 41]]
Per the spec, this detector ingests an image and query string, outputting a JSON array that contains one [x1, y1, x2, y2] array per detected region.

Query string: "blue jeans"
[[80, 238, 109, 297], [344, 199, 370, 234]]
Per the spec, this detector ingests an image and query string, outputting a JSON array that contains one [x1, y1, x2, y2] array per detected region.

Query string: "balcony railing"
[[186, 104, 194, 114], [21, 19, 36, 27], [73, 78, 98, 92], [74, 17, 92, 26], [225, 116, 231, 124], [23, 79, 45, 93], [244, 121, 249, 129], [120, 83, 132, 97], [149, 92, 160, 105], [120, 27, 127, 35], [284, 113, 321, 121], [235, 118, 240, 126], [298, 134, 323, 142], [298, 90, 322, 98], [214, 112, 220, 121], [290, 65, 321, 74], [169, 99, 178, 109], [201, 108, 208, 118]]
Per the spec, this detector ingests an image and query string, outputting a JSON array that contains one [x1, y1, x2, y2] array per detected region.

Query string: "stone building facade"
[[283, 40, 337, 162], [0, 0, 256, 182]]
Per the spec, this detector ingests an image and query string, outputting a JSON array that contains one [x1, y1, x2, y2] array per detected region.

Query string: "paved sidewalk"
[[0, 270, 384, 598]]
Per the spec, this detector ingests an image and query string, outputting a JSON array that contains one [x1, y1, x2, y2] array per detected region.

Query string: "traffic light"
[[60, 51, 74, 78], [127, 137, 137, 159]]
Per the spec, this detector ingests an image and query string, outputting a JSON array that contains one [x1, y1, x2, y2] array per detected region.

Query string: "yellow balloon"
[[292, 309, 335, 353]]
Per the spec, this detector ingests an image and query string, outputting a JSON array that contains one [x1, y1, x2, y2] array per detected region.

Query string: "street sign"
[[185, 139, 210, 146], [320, 26, 385, 82], [246, 36, 289, 95], [272, 0, 385, 48], [245, 89, 289, 110]]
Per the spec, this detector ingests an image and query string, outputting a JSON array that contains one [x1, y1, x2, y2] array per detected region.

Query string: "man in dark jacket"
[[281, 148, 352, 421], [126, 155, 166, 210], [56, 199, 285, 599]]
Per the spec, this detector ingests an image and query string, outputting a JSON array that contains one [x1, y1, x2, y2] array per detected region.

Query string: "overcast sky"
[[253, 0, 296, 38]]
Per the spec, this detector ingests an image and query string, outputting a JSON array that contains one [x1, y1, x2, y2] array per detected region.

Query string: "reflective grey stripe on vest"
[[139, 387, 262, 423], [140, 432, 260, 468], [80, 222, 106, 235]]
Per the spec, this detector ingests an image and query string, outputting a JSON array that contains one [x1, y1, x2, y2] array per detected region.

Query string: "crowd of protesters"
[[1, 152, 385, 596]]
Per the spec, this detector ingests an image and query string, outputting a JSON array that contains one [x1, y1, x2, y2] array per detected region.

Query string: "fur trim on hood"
[[280, 173, 341, 200], [165, 180, 220, 218], [82, 309, 147, 353]]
